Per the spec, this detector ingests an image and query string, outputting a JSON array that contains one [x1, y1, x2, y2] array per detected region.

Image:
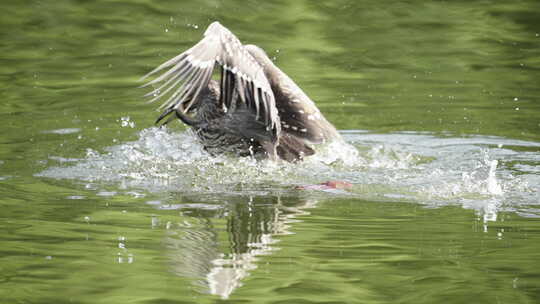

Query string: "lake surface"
[[1, 1, 540, 303]]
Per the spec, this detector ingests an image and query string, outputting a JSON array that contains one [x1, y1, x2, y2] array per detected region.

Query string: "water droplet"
[[67, 195, 85, 200], [487, 160, 503, 195]]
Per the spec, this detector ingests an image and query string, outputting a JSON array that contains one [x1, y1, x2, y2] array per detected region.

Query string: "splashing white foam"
[[487, 160, 503, 195], [37, 129, 539, 215]]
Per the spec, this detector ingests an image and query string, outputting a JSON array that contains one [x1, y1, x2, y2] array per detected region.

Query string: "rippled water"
[[2, 0, 540, 303], [31, 126, 540, 301]]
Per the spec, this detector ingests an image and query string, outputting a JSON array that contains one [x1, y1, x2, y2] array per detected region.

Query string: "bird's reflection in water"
[[158, 194, 317, 299]]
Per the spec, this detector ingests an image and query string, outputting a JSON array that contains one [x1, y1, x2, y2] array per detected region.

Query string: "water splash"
[[37, 128, 539, 216], [487, 160, 503, 195]]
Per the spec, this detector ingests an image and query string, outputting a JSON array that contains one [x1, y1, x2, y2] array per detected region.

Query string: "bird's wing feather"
[[141, 22, 280, 133]]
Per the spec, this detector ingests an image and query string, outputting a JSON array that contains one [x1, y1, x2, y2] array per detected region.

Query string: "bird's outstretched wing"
[[140, 21, 280, 133]]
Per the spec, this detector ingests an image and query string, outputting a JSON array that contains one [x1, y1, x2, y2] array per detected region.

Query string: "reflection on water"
[[149, 194, 316, 299], [34, 126, 540, 299]]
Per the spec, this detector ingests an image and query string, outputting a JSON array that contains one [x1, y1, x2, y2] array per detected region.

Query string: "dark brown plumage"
[[141, 22, 340, 162]]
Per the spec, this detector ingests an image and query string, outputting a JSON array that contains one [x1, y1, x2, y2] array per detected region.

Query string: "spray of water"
[[37, 128, 539, 216]]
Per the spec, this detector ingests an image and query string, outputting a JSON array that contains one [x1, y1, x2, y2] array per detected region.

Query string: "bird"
[[141, 21, 341, 162]]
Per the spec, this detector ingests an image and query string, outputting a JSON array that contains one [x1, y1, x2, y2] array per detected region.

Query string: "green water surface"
[[1, 1, 540, 303]]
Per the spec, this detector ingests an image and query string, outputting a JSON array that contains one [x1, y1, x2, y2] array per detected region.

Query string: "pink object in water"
[[296, 180, 353, 191]]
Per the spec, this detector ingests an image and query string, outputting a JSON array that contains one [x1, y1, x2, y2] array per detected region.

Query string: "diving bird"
[[141, 21, 340, 162]]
